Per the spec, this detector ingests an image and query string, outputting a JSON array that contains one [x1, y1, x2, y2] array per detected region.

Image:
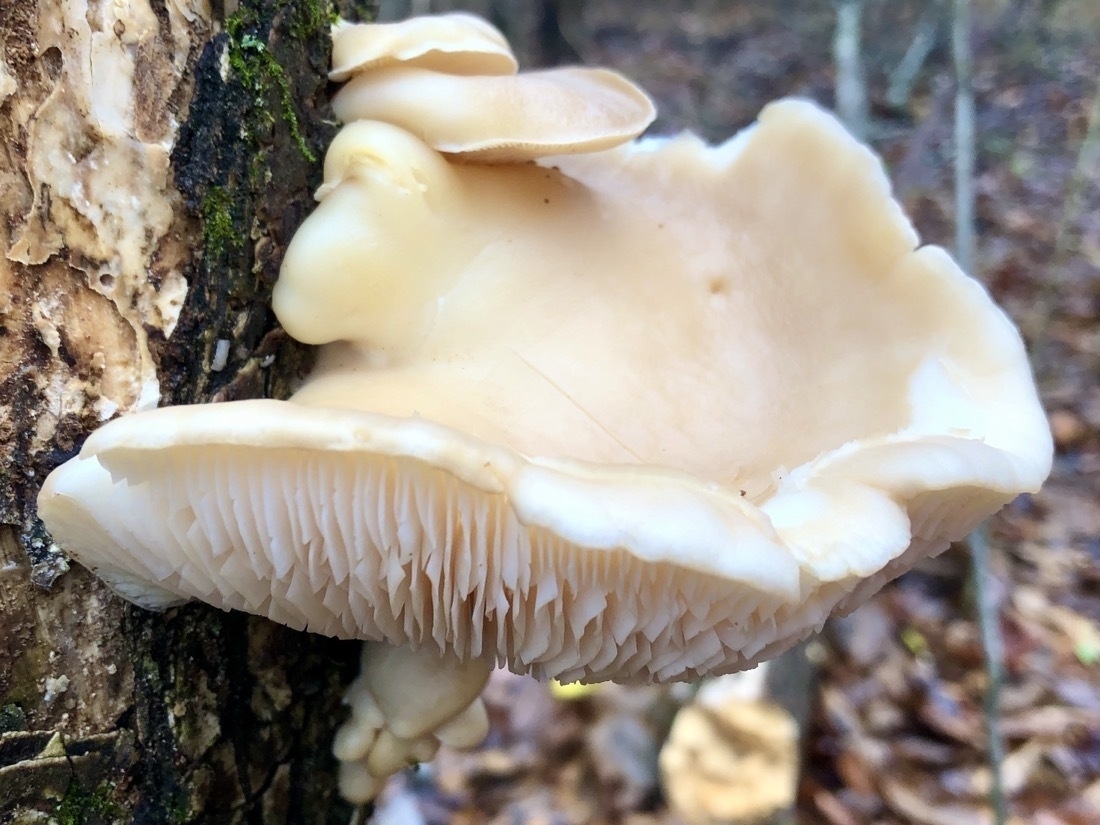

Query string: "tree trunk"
[[0, 2, 371, 822]]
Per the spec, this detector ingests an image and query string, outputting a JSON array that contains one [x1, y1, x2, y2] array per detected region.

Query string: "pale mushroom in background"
[[37, 13, 1052, 806]]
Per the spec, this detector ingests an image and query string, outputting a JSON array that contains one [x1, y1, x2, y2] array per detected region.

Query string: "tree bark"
[[1, 2, 371, 822]]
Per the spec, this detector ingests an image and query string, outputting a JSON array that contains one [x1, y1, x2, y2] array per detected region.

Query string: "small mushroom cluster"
[[38, 13, 1052, 805]]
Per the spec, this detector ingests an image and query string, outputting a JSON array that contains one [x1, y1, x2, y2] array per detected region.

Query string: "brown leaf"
[[880, 776, 991, 825]]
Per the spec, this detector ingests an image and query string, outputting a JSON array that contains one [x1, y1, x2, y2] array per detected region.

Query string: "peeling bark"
[[0, 2, 371, 822]]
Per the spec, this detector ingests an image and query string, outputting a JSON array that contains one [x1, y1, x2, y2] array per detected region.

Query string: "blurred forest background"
[[359, 2, 1100, 825], [1, 1, 1095, 824]]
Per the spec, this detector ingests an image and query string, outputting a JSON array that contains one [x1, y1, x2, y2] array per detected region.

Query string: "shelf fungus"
[[38, 13, 1052, 804]]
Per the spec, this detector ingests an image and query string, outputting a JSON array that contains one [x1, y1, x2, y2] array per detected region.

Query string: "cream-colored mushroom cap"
[[38, 100, 1051, 687], [329, 14, 517, 81], [331, 65, 657, 161]]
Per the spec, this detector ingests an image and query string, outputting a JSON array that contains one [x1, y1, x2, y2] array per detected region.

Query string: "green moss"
[[291, 0, 340, 39], [200, 186, 238, 260], [0, 703, 27, 732], [226, 5, 318, 164], [224, 4, 254, 36], [168, 793, 192, 825], [4, 643, 51, 709], [54, 782, 121, 825]]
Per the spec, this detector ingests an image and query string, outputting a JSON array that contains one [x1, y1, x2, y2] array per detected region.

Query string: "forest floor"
[[364, 2, 1100, 824]]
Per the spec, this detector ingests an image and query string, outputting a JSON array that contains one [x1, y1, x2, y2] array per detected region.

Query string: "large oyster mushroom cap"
[[39, 100, 1052, 690]]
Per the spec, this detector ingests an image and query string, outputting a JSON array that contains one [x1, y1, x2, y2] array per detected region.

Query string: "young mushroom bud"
[[36, 13, 1052, 807]]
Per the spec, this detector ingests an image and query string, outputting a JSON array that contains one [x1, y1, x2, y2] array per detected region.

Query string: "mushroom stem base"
[[333, 641, 493, 803]]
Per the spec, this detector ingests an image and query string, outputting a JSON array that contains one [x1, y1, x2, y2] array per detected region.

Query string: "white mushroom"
[[329, 14, 518, 81], [37, 16, 1052, 807], [331, 65, 656, 162]]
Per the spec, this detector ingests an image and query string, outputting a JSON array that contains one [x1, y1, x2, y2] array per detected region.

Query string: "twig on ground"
[[969, 525, 1009, 825], [953, 0, 976, 275], [833, 0, 869, 138], [953, 1, 1007, 822], [886, 0, 945, 111], [1053, 77, 1100, 264]]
